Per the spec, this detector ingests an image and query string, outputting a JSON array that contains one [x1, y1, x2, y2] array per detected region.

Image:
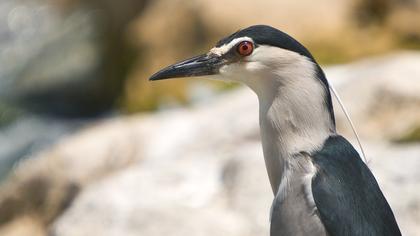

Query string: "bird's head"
[[149, 25, 328, 93]]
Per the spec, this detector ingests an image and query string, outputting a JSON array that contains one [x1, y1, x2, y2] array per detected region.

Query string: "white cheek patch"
[[218, 64, 244, 81], [245, 61, 267, 72], [210, 37, 253, 56], [248, 45, 301, 66], [219, 64, 239, 77], [218, 63, 263, 84]]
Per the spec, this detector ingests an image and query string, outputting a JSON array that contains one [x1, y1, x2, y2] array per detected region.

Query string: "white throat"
[[249, 50, 335, 194]]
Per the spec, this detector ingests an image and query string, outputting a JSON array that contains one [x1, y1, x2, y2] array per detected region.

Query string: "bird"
[[149, 25, 401, 236]]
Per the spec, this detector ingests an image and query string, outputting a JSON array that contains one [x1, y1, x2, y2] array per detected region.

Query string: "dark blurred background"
[[0, 0, 419, 235]]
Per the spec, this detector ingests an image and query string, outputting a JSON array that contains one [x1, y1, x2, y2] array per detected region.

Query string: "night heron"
[[149, 25, 401, 236]]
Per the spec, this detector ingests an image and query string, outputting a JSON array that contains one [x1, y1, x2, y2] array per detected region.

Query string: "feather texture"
[[312, 135, 401, 236]]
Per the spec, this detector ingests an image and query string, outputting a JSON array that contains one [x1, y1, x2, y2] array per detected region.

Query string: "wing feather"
[[311, 136, 401, 236]]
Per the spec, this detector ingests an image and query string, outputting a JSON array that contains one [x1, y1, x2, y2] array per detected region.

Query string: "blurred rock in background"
[[0, 0, 419, 235], [0, 0, 148, 116], [0, 0, 148, 179]]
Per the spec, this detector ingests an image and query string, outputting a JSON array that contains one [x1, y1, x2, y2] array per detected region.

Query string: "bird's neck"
[[253, 69, 336, 195]]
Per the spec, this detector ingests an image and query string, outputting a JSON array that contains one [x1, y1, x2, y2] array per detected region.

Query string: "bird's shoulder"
[[310, 135, 401, 236]]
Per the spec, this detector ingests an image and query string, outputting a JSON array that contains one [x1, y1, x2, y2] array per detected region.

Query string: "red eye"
[[237, 41, 254, 56]]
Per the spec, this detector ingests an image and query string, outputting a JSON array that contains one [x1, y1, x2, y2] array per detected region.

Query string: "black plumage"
[[312, 136, 401, 236]]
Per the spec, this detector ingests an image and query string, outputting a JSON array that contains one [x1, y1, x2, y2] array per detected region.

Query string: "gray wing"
[[311, 135, 401, 236]]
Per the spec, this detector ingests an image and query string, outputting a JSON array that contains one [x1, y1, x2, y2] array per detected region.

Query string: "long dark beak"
[[149, 54, 223, 81]]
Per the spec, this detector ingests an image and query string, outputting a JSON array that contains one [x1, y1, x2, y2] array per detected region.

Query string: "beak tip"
[[148, 72, 164, 81]]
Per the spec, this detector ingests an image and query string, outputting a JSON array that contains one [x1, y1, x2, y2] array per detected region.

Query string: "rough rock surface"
[[1, 52, 420, 236]]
